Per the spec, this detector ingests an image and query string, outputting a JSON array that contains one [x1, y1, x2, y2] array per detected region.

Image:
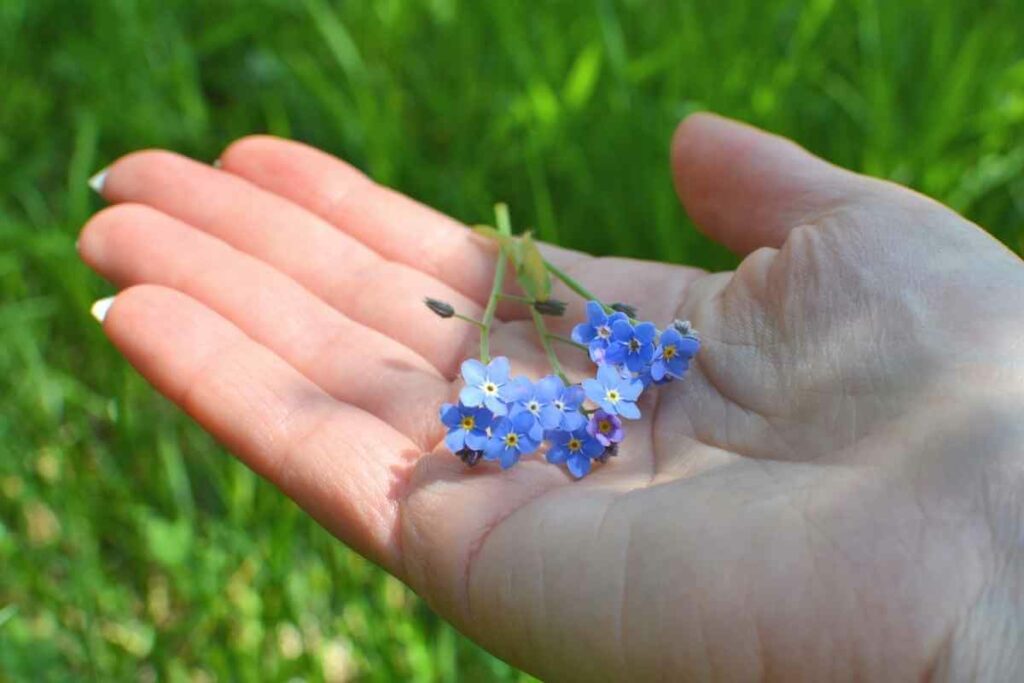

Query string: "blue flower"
[[582, 364, 644, 419], [650, 328, 700, 382], [507, 375, 562, 440], [440, 402, 493, 453], [546, 427, 604, 478], [484, 411, 541, 469], [571, 301, 628, 363], [459, 356, 515, 415], [542, 381, 586, 431], [604, 319, 657, 372]]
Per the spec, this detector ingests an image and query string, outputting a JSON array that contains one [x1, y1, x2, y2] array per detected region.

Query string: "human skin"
[[78, 113, 1024, 680]]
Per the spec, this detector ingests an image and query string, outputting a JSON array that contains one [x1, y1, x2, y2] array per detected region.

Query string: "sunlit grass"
[[1, 0, 1022, 678]]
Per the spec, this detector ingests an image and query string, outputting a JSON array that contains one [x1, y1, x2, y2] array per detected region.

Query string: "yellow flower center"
[[663, 345, 677, 360], [503, 433, 519, 448], [568, 438, 583, 452], [460, 416, 475, 430], [598, 420, 612, 434]]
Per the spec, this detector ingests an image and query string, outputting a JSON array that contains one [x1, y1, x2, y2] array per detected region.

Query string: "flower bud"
[[610, 302, 638, 318], [596, 443, 619, 463], [532, 298, 568, 316], [672, 319, 699, 337], [456, 448, 483, 467], [424, 297, 455, 319]]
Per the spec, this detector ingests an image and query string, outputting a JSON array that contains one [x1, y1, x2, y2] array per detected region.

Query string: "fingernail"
[[90, 296, 115, 323], [212, 159, 221, 169], [88, 167, 109, 194]]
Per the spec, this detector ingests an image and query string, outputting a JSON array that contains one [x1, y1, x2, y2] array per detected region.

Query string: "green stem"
[[544, 260, 603, 305], [480, 204, 511, 362], [530, 308, 569, 384], [548, 333, 587, 351], [454, 313, 485, 328], [544, 260, 638, 323], [497, 292, 532, 304]]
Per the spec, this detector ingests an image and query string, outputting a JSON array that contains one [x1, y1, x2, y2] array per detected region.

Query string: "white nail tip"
[[90, 297, 115, 323], [88, 168, 109, 193], [212, 158, 222, 168]]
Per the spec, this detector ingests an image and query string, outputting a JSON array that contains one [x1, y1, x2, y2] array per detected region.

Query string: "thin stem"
[[544, 259, 602, 305], [548, 333, 588, 351], [530, 308, 569, 383], [497, 292, 532, 304], [480, 203, 511, 362], [453, 313, 485, 328], [544, 260, 638, 323]]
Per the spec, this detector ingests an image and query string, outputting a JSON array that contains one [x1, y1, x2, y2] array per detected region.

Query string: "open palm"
[[80, 114, 1024, 680]]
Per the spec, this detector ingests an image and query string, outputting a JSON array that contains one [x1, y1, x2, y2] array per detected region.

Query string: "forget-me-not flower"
[[440, 402, 493, 453], [586, 409, 624, 447], [604, 319, 658, 373], [583, 364, 644, 419], [546, 427, 604, 478], [484, 411, 541, 469], [650, 328, 700, 382], [459, 356, 515, 415], [571, 301, 628, 363]]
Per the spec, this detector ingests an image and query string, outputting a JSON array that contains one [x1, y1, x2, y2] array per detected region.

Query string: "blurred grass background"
[[1, 0, 1023, 679]]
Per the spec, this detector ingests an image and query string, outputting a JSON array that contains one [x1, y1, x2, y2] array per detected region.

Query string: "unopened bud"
[[457, 448, 483, 467], [532, 298, 567, 316], [610, 302, 638, 318], [595, 443, 619, 463], [672, 319, 698, 338], [424, 297, 455, 319]]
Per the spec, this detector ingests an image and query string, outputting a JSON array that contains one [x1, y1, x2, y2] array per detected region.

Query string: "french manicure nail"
[[90, 296, 115, 323], [88, 167, 109, 194]]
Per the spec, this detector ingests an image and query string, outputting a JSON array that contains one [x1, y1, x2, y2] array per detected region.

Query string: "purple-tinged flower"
[[542, 382, 586, 431], [650, 328, 700, 382], [586, 409, 624, 447], [440, 403, 493, 452], [604, 319, 657, 372], [483, 411, 541, 469], [459, 357, 515, 415], [595, 443, 618, 463], [582, 364, 644, 419], [571, 301, 628, 363], [546, 428, 604, 478]]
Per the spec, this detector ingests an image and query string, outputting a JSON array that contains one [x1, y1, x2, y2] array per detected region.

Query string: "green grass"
[[1, 0, 1022, 679]]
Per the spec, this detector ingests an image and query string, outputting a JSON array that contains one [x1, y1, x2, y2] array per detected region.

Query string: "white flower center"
[[553, 400, 565, 411], [527, 400, 540, 414], [597, 325, 611, 339], [503, 433, 519, 448], [605, 389, 620, 404], [483, 382, 498, 395]]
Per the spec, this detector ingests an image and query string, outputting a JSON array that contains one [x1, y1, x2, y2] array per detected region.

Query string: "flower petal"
[[616, 400, 641, 420], [567, 454, 591, 479], [572, 322, 595, 344], [459, 385, 485, 407], [611, 319, 634, 341], [500, 449, 520, 469], [634, 322, 657, 343], [546, 445, 568, 464], [585, 301, 605, 326], [444, 429, 467, 452], [596, 363, 620, 387], [535, 375, 563, 401], [619, 378, 644, 401], [465, 431, 488, 450], [440, 403, 462, 427], [461, 358, 487, 386], [582, 378, 604, 403], [484, 394, 509, 416], [487, 356, 511, 383]]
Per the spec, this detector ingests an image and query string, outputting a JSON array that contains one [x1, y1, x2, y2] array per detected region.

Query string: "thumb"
[[671, 113, 874, 255]]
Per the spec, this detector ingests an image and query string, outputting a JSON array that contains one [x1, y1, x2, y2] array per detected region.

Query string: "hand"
[[79, 113, 1024, 681]]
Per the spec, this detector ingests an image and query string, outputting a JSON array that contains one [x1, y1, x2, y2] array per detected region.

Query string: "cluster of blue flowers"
[[439, 301, 699, 479]]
